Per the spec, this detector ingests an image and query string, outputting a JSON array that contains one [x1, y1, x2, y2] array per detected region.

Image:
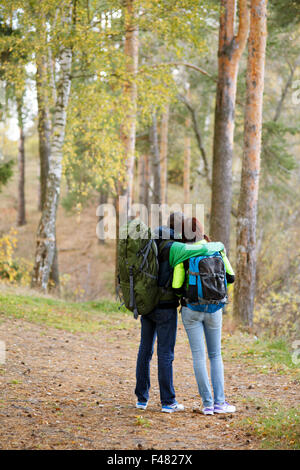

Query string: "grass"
[[222, 332, 300, 380], [135, 415, 152, 428], [0, 288, 134, 333], [240, 399, 300, 450]]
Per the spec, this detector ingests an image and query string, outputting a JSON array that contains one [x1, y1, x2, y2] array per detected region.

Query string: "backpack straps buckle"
[[129, 266, 139, 320]]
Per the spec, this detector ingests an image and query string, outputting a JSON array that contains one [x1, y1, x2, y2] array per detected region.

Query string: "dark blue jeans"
[[135, 306, 178, 406]]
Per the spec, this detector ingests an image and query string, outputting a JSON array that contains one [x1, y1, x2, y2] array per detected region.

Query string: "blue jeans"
[[181, 306, 225, 407], [135, 307, 178, 406]]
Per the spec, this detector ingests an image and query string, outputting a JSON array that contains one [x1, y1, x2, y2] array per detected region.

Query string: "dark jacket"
[[154, 226, 179, 309]]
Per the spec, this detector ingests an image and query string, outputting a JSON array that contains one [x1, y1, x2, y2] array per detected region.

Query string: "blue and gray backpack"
[[185, 252, 227, 313]]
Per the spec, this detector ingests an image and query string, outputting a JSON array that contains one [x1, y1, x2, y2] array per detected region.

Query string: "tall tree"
[[32, 2, 73, 291], [115, 0, 139, 289], [36, 48, 51, 212], [150, 113, 161, 205], [210, 0, 249, 250], [98, 188, 109, 245], [120, 0, 139, 215], [16, 94, 26, 226], [183, 86, 191, 204], [234, 0, 268, 328], [0, 14, 27, 225], [138, 153, 150, 208], [160, 103, 170, 204]]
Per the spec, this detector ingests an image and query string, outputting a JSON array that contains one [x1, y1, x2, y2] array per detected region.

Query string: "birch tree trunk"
[[210, 0, 249, 250], [17, 97, 26, 227], [234, 0, 268, 328], [31, 4, 73, 291], [120, 0, 139, 214], [160, 103, 169, 204], [98, 189, 108, 245]]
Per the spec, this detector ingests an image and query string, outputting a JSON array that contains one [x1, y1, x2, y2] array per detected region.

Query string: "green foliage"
[[0, 230, 32, 285], [261, 121, 298, 195], [269, 0, 300, 28], [61, 0, 218, 201], [0, 158, 13, 191], [135, 415, 152, 427]]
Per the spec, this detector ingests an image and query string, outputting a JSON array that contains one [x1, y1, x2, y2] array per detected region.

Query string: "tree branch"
[[273, 56, 300, 122], [141, 62, 217, 83], [178, 93, 211, 187], [234, 0, 250, 60]]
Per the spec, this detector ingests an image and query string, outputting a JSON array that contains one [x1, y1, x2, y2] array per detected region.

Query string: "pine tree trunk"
[[138, 154, 145, 204], [150, 113, 161, 205], [144, 153, 150, 210], [138, 153, 150, 209], [115, 0, 139, 289], [17, 98, 26, 227], [160, 103, 169, 204], [31, 5, 73, 291], [36, 53, 51, 212], [120, 0, 139, 214], [183, 135, 191, 205], [183, 88, 191, 204], [234, 0, 268, 328], [210, 0, 249, 250]]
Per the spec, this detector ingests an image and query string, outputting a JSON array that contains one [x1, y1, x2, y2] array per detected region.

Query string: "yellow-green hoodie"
[[172, 239, 235, 291]]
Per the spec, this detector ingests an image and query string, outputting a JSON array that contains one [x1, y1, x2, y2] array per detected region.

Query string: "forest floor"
[[0, 289, 299, 450], [0, 152, 299, 450]]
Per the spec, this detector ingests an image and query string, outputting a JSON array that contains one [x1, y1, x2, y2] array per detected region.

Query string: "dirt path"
[[0, 317, 299, 450]]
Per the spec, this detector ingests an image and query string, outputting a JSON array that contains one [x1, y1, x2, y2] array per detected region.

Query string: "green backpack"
[[117, 219, 160, 318]]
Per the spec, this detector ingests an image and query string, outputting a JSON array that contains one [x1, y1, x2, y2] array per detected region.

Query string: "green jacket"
[[170, 240, 234, 290]]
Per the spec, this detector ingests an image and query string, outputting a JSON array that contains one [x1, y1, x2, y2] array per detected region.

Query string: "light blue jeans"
[[181, 306, 225, 407]]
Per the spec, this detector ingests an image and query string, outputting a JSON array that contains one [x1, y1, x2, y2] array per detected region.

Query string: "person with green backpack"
[[117, 214, 185, 413], [134, 218, 186, 413]]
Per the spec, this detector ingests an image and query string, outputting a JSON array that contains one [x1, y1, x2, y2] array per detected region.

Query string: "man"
[[134, 214, 185, 413]]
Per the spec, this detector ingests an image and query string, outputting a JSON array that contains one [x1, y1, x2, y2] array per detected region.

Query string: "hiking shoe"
[[214, 402, 236, 414], [161, 402, 185, 413], [136, 401, 148, 410], [202, 406, 214, 415]]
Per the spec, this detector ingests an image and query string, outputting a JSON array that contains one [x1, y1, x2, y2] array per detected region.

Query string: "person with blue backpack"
[[172, 217, 236, 416]]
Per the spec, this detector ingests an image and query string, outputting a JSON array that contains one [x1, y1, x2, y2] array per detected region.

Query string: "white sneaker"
[[136, 401, 148, 410], [214, 402, 236, 413], [202, 406, 214, 415], [161, 402, 185, 413]]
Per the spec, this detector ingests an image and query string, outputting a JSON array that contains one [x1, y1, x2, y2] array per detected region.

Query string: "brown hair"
[[167, 211, 185, 238], [182, 217, 211, 243]]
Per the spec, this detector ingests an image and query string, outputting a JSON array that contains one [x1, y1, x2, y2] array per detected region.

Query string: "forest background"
[[0, 0, 299, 339]]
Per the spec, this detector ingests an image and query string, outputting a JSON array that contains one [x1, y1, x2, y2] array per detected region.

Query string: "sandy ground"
[[0, 315, 299, 450]]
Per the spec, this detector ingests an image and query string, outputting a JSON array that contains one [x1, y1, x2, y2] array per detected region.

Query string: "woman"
[[172, 217, 236, 415]]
